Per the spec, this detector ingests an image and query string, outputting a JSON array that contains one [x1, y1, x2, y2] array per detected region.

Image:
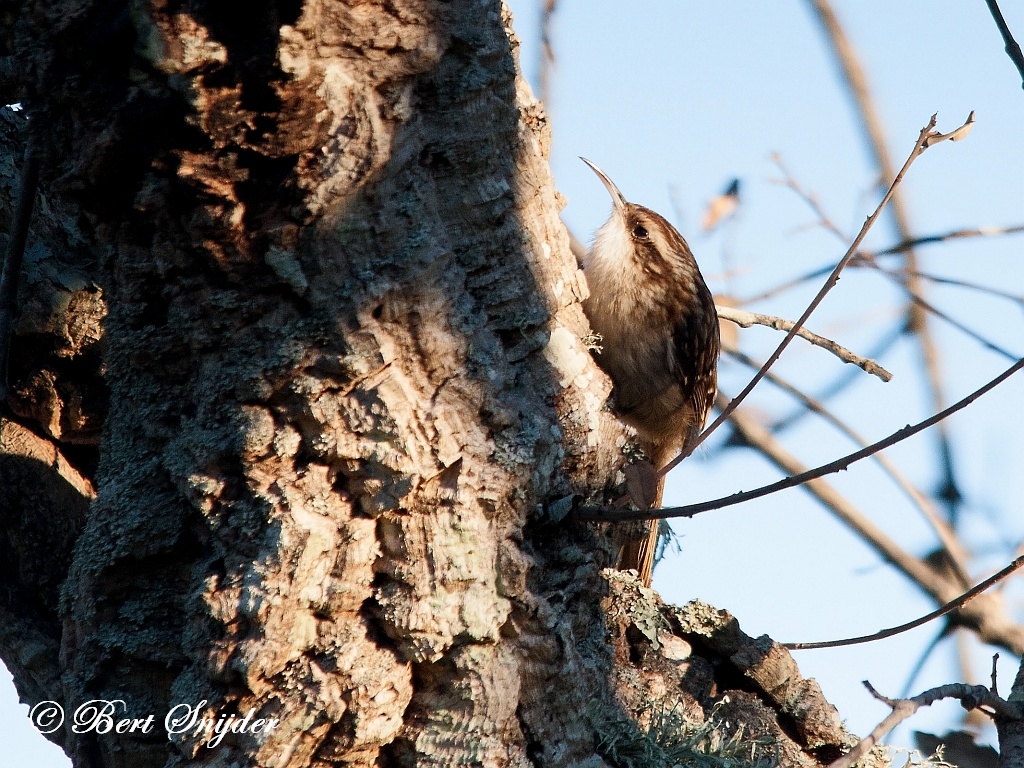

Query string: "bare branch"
[[993, 653, 1001, 697], [717, 305, 893, 381], [660, 113, 957, 480], [737, 266, 831, 306], [738, 222, 1024, 307], [726, 346, 970, 583], [770, 153, 849, 240], [538, 0, 558, 106], [828, 681, 1021, 768], [771, 325, 904, 433], [899, 287, 1019, 361], [710, 394, 958, 599], [807, 0, 965, 520], [880, 265, 1024, 307], [899, 627, 947, 698], [583, 370, 1024, 653], [875, 223, 1024, 255], [784, 555, 1024, 651], [748, 253, 1022, 361], [738, 256, 1021, 370], [984, 0, 1024, 90], [853, 255, 1023, 355], [922, 111, 975, 146], [722, 396, 1024, 655], [581, 354, 1024, 523]]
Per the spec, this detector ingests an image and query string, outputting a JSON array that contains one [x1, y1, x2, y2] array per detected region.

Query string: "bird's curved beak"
[[580, 157, 626, 213]]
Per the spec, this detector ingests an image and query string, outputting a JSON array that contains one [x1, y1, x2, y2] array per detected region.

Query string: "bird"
[[579, 157, 720, 586]]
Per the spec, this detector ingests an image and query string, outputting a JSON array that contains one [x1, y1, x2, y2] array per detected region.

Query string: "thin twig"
[[742, 252, 1021, 360], [876, 223, 1024, 255], [0, 145, 38, 404], [771, 325, 903, 433], [717, 305, 892, 381], [984, 0, 1024, 89], [807, 0, 964, 520], [854, 256, 1022, 358], [770, 153, 849, 240], [898, 627, 948, 698], [726, 346, 970, 583], [737, 266, 832, 306], [662, 387, 1024, 653], [737, 222, 1024, 307], [738, 262, 1021, 374], [827, 681, 1020, 768], [538, 0, 558, 106], [711, 393, 960, 601], [992, 652, 1001, 697], [716, 394, 1024, 654], [599, 398, 973, 627], [659, 113, 960, 481], [579, 353, 1024, 523], [880, 265, 1024, 307], [784, 555, 1024, 650], [900, 289, 1018, 361]]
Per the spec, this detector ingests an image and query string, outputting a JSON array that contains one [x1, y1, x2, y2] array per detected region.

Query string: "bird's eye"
[[632, 224, 649, 239]]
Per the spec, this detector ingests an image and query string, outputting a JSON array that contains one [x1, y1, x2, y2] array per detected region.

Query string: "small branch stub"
[[716, 305, 893, 381]]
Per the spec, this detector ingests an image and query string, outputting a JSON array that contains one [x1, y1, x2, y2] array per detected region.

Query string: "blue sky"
[[4, 1, 1024, 763]]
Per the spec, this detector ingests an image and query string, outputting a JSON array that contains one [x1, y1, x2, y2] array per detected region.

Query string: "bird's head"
[[581, 157, 699, 282]]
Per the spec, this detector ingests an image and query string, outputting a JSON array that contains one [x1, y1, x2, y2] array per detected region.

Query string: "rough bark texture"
[[0, 2, 873, 767]]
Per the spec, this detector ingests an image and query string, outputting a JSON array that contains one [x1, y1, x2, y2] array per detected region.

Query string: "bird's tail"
[[618, 442, 673, 587]]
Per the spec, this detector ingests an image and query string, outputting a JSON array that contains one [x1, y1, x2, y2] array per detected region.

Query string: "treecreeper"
[[580, 158, 721, 587]]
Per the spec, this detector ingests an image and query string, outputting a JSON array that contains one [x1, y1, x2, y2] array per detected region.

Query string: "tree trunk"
[[0, 1, 867, 766]]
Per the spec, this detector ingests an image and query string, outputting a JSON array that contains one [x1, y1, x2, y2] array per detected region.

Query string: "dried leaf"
[[700, 178, 741, 232]]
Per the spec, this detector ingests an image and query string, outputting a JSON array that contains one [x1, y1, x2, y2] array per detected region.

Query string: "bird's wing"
[[671, 293, 720, 434]]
